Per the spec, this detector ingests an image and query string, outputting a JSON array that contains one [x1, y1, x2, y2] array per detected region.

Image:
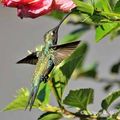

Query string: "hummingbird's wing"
[[17, 52, 38, 65], [52, 41, 81, 65]]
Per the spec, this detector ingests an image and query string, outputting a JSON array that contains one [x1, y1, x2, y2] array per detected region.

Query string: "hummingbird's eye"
[[50, 32, 54, 36]]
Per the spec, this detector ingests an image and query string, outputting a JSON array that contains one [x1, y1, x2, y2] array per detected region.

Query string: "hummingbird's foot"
[[40, 75, 48, 83], [44, 75, 48, 83]]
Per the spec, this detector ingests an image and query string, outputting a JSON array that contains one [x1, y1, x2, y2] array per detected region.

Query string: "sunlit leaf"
[[114, 0, 120, 13], [96, 23, 118, 42], [73, 0, 94, 15], [73, 63, 98, 79], [94, 0, 112, 11], [100, 0, 112, 12], [3, 88, 40, 111], [38, 112, 62, 120], [74, 42, 88, 69], [63, 88, 94, 110], [51, 43, 87, 104], [37, 82, 51, 105], [101, 90, 120, 110]]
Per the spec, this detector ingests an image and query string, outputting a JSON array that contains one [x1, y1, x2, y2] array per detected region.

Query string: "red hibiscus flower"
[[1, 0, 75, 18]]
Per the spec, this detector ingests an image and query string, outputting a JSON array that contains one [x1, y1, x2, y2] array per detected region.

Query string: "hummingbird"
[[17, 13, 81, 111]]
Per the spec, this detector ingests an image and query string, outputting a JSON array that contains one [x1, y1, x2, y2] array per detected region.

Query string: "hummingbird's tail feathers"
[[17, 52, 38, 65], [25, 85, 39, 111], [25, 75, 46, 111], [29, 86, 38, 111], [25, 89, 33, 111], [52, 41, 81, 65]]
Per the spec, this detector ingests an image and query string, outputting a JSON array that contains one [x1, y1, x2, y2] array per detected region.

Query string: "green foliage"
[[4, 83, 52, 111], [101, 90, 120, 110], [96, 23, 118, 42], [94, 0, 112, 12], [63, 88, 94, 110], [37, 82, 51, 104], [3, 88, 40, 111], [100, 0, 112, 12], [38, 112, 62, 120], [51, 43, 87, 105], [72, 0, 120, 42], [73, 63, 98, 79], [73, 42, 88, 69], [73, 0, 94, 15], [110, 60, 120, 74], [114, 0, 120, 13]]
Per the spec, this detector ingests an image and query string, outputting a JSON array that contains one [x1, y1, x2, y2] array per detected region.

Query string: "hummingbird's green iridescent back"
[[32, 48, 53, 86]]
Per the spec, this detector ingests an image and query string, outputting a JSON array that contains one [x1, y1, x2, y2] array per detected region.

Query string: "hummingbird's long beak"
[[54, 11, 73, 31], [51, 12, 73, 45]]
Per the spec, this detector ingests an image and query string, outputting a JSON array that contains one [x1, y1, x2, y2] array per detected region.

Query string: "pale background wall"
[[0, 6, 120, 120]]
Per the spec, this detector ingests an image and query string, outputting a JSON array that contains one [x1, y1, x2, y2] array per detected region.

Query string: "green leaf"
[[101, 90, 120, 110], [94, 0, 104, 10], [114, 0, 120, 13], [109, 0, 116, 10], [74, 42, 88, 69], [111, 110, 120, 120], [60, 27, 89, 44], [73, 0, 94, 15], [110, 28, 120, 40], [63, 88, 94, 110], [51, 43, 87, 104], [72, 43, 88, 79], [3, 88, 40, 111], [101, 0, 112, 12], [38, 112, 62, 120], [73, 63, 98, 79], [96, 23, 118, 42], [110, 61, 120, 74], [104, 84, 113, 92], [37, 82, 51, 104], [94, 0, 112, 11], [97, 0, 112, 12], [115, 102, 120, 109]]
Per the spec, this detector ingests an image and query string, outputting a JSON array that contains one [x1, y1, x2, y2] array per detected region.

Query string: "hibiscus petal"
[[1, 0, 21, 7], [17, 0, 53, 18], [54, 0, 76, 12]]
